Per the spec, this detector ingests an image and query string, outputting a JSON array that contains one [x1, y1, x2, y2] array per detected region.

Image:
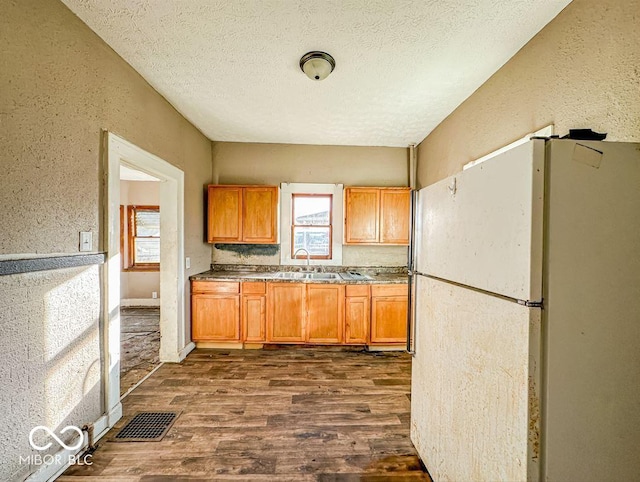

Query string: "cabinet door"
[[345, 188, 380, 244], [243, 186, 278, 243], [191, 294, 240, 341], [208, 186, 243, 243], [345, 296, 370, 344], [267, 283, 305, 342], [306, 284, 344, 344], [370, 295, 408, 344], [242, 295, 266, 342], [380, 188, 411, 245]]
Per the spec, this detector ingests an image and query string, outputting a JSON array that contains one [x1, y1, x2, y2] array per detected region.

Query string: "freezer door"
[[411, 276, 541, 482], [417, 139, 545, 301]]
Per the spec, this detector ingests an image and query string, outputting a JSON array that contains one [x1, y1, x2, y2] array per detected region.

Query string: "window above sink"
[[280, 183, 344, 267]]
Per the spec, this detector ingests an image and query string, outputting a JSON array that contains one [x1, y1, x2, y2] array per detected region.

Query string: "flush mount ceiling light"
[[299, 51, 335, 81]]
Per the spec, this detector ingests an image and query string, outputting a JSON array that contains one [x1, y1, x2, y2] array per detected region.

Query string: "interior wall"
[[0, 1, 212, 479], [416, 0, 640, 187], [212, 142, 409, 266], [119, 180, 161, 301]]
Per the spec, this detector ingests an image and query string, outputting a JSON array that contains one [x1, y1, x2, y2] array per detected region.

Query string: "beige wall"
[[212, 142, 409, 266], [416, 0, 640, 187], [0, 1, 211, 479], [213, 142, 408, 185], [120, 180, 161, 301]]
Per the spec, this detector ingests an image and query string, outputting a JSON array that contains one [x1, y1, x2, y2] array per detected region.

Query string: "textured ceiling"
[[61, 0, 571, 147]]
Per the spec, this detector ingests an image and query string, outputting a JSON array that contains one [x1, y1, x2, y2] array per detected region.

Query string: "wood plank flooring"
[[61, 347, 431, 481], [120, 307, 160, 396]]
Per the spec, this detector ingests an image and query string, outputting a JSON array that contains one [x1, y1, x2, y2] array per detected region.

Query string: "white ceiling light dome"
[[300, 51, 335, 81]]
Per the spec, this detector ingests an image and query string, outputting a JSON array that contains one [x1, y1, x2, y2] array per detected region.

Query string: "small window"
[[126, 205, 160, 270], [291, 194, 332, 260]]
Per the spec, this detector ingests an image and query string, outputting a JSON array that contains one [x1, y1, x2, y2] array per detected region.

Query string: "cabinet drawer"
[[346, 285, 370, 297], [243, 281, 266, 294], [192, 281, 240, 294], [371, 284, 407, 297]]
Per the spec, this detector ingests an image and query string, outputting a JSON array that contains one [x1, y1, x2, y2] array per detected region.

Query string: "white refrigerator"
[[409, 138, 640, 482]]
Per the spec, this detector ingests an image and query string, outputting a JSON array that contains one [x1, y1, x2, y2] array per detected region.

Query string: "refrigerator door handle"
[[406, 274, 415, 355], [406, 190, 418, 355]]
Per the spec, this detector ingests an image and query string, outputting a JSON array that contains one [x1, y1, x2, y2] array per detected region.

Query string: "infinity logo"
[[29, 425, 84, 451]]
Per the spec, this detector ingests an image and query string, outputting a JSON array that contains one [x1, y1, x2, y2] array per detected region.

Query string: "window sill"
[[123, 266, 160, 273]]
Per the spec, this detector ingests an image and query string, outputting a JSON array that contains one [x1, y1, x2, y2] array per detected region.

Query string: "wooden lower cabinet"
[[242, 282, 266, 342], [266, 283, 306, 342], [370, 285, 408, 344], [242, 295, 266, 341], [345, 297, 370, 343], [306, 284, 345, 344], [345, 285, 370, 344], [192, 294, 240, 341], [192, 280, 407, 347]]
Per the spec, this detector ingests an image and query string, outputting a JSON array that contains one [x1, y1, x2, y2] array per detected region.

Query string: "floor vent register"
[[114, 411, 180, 442]]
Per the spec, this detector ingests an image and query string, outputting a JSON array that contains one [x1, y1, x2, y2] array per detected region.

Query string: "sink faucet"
[[293, 248, 311, 267]]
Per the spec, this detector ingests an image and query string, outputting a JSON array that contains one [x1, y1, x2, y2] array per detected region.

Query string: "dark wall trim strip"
[[0, 253, 107, 276]]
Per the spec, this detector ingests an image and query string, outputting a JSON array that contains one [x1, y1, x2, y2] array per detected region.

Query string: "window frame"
[[125, 205, 160, 271], [279, 183, 343, 267], [291, 193, 333, 260]]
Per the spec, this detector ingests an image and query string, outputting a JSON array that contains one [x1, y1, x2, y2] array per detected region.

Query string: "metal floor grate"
[[114, 411, 179, 442]]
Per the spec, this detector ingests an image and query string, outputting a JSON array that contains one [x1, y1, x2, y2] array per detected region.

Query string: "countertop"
[[190, 265, 408, 285]]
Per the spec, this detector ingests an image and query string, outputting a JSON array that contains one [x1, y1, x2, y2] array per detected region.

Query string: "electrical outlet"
[[185, 257, 191, 269], [152, 292, 158, 299], [79, 231, 92, 252]]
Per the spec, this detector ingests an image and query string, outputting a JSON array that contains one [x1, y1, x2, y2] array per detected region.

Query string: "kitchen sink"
[[272, 271, 342, 280]]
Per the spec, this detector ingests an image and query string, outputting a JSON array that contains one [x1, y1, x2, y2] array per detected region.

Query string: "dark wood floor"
[[120, 307, 161, 396], [61, 347, 430, 481]]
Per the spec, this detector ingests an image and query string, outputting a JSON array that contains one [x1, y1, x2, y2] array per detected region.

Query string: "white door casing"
[[103, 131, 193, 426]]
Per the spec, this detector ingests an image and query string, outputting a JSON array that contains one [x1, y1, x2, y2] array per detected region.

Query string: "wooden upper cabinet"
[[266, 283, 306, 342], [208, 186, 243, 242], [306, 284, 345, 344], [344, 188, 380, 244], [243, 187, 278, 243], [344, 187, 410, 245], [208, 185, 278, 244], [380, 189, 411, 244]]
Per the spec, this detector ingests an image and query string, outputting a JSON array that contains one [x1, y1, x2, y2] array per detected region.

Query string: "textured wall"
[[416, 0, 640, 187], [213, 142, 409, 185], [0, 266, 102, 481], [0, 0, 212, 477], [120, 180, 161, 300], [212, 142, 409, 266]]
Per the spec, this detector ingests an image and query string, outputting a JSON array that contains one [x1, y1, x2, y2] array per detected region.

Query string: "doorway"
[[103, 132, 193, 429], [119, 166, 162, 396]]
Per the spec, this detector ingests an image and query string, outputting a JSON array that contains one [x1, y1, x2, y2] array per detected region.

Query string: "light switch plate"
[[79, 231, 92, 252], [185, 257, 191, 269]]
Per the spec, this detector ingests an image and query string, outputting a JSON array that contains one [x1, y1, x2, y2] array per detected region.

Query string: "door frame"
[[102, 131, 193, 426]]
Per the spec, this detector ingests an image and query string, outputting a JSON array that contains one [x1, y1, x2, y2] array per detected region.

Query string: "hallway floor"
[[120, 307, 161, 396], [61, 347, 430, 480]]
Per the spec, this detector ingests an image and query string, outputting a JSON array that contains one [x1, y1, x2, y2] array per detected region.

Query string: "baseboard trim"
[[178, 342, 196, 361], [121, 364, 164, 401], [367, 344, 405, 352], [26, 406, 121, 482], [121, 298, 160, 307], [196, 341, 244, 349]]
